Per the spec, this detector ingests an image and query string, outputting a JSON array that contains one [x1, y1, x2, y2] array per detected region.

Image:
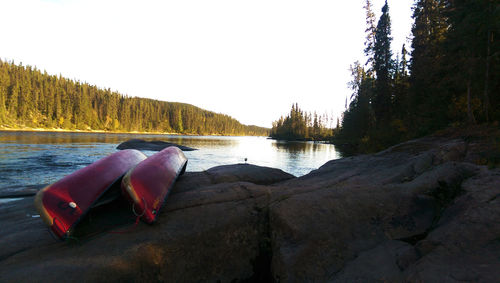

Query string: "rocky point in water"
[[116, 139, 197, 151], [0, 132, 499, 282]]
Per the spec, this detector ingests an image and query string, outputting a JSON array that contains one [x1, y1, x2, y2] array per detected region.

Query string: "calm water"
[[0, 131, 340, 193]]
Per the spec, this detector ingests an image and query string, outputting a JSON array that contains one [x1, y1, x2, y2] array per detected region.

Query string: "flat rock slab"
[[116, 139, 197, 151]]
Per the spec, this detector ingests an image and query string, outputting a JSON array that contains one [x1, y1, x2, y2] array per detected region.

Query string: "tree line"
[[270, 103, 337, 140], [336, 0, 499, 153], [0, 60, 268, 136]]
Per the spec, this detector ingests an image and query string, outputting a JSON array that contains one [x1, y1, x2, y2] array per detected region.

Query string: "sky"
[[0, 0, 414, 128]]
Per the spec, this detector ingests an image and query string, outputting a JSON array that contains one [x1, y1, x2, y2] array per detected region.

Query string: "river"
[[0, 131, 341, 195]]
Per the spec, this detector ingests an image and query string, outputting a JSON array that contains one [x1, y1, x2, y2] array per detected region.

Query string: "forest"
[[335, 0, 499, 153], [270, 103, 337, 141], [0, 60, 268, 136], [271, 0, 498, 151]]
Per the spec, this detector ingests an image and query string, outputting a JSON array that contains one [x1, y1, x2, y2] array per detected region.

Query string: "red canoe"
[[121, 146, 187, 223], [34, 149, 147, 239]]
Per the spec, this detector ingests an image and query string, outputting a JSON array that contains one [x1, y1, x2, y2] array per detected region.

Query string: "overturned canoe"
[[34, 149, 147, 239], [121, 146, 187, 223]]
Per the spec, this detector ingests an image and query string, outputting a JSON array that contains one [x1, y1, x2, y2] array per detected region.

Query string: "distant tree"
[[337, 61, 373, 144], [7, 82, 19, 116], [393, 44, 410, 125], [0, 63, 9, 122], [400, 44, 409, 78], [270, 103, 334, 140]]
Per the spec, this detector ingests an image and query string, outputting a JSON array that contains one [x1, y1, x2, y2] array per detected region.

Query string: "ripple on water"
[[0, 132, 341, 193], [0, 198, 23, 205]]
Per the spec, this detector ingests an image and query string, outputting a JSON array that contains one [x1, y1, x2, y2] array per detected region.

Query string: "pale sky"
[[0, 0, 414, 128]]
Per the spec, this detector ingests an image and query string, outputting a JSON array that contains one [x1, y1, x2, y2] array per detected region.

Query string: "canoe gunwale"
[[149, 157, 187, 222], [123, 146, 188, 224]]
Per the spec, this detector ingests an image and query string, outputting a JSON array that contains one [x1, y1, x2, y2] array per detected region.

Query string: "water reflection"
[[0, 131, 241, 149], [272, 141, 328, 153], [271, 140, 340, 175]]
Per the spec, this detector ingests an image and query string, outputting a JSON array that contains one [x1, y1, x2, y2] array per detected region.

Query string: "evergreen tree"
[[7, 82, 19, 116], [336, 61, 373, 145], [0, 63, 9, 122], [409, 0, 448, 134], [270, 103, 334, 141], [363, 0, 377, 74], [335, 0, 500, 154], [442, 0, 499, 124], [373, 0, 394, 126], [393, 44, 410, 122], [400, 44, 409, 78]]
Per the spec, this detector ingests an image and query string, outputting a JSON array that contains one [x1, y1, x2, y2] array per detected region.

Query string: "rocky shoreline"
[[1, 135, 499, 282], [116, 139, 198, 151]]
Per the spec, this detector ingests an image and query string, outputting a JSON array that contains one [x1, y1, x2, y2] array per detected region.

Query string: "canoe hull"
[[34, 149, 147, 239], [121, 146, 187, 223]]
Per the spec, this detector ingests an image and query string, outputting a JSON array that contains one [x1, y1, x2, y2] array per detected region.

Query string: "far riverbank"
[[0, 125, 268, 137]]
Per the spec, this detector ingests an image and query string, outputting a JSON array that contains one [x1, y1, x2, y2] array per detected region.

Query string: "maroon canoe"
[[121, 146, 187, 223], [34, 149, 147, 239]]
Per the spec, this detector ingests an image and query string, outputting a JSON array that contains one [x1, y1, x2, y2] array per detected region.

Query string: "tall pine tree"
[[363, 0, 377, 75], [373, 0, 394, 127], [409, 0, 448, 134]]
